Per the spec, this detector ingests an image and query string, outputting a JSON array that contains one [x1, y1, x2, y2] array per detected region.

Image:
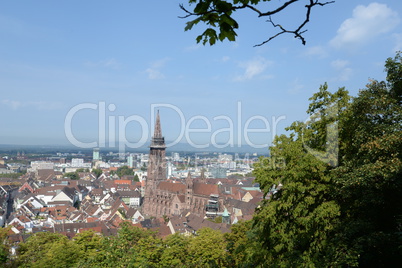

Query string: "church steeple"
[[150, 111, 166, 149], [200, 169, 206, 184], [185, 172, 193, 209], [153, 110, 163, 139], [144, 111, 167, 216]]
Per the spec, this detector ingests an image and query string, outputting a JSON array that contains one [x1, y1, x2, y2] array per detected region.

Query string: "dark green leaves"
[[182, 0, 238, 45]]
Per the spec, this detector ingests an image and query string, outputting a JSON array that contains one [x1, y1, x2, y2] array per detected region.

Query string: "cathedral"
[[143, 112, 223, 218]]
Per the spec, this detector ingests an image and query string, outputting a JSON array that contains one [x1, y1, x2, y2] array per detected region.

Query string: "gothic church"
[[143, 112, 223, 218]]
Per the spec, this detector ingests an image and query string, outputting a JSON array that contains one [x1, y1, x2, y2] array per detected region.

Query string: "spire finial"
[[154, 110, 162, 138]]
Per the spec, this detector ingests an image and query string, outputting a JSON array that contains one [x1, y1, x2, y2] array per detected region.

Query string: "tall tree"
[[334, 53, 402, 266], [159, 233, 190, 267], [249, 53, 402, 266], [187, 227, 228, 267], [0, 227, 11, 265]]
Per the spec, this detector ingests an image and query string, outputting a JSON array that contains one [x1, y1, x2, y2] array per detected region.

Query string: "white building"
[[71, 158, 84, 167], [29, 161, 54, 172]]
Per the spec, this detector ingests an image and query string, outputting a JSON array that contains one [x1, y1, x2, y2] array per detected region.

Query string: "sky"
[[0, 0, 401, 152]]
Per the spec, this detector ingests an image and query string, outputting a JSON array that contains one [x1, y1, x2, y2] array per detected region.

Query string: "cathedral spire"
[[200, 169, 206, 183], [153, 110, 162, 139], [150, 111, 165, 148]]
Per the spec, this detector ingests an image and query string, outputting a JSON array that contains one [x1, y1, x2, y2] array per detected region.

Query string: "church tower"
[[144, 111, 166, 215], [185, 172, 193, 210]]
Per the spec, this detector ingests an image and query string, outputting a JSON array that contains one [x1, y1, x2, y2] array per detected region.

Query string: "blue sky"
[[0, 1, 401, 151]]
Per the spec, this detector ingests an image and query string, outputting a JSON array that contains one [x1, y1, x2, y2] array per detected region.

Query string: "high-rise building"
[[93, 148, 100, 161], [127, 154, 134, 168]]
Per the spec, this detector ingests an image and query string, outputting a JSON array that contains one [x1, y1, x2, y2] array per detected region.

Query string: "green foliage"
[[0, 227, 11, 265], [116, 165, 133, 177], [0, 172, 25, 179], [73, 230, 102, 255], [248, 53, 402, 266], [159, 233, 190, 267], [209, 216, 222, 223], [385, 51, 402, 103], [252, 122, 343, 266], [225, 220, 264, 267], [17, 232, 82, 268], [181, 0, 333, 46], [64, 172, 79, 180], [332, 63, 402, 266], [184, 0, 238, 45], [131, 235, 163, 267], [133, 173, 140, 182], [187, 227, 228, 267]]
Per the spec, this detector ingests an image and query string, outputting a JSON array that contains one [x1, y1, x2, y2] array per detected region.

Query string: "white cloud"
[[330, 3, 400, 49], [145, 58, 170, 80], [304, 45, 328, 58], [1, 99, 22, 110], [85, 58, 120, 69], [288, 78, 304, 95], [1, 99, 62, 110], [100, 58, 120, 69], [184, 44, 202, 51], [221, 56, 230, 62], [234, 56, 273, 81], [331, 59, 349, 69], [331, 59, 353, 81], [145, 68, 165, 80], [392, 33, 402, 52]]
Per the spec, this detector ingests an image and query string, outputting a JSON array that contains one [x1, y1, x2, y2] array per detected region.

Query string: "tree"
[[133, 173, 140, 182], [159, 233, 190, 267], [252, 121, 344, 266], [187, 227, 228, 267], [73, 230, 103, 263], [225, 220, 265, 267], [16, 232, 82, 268], [385, 51, 402, 104], [0, 226, 11, 265], [249, 53, 402, 266], [89, 222, 156, 267], [131, 235, 163, 267], [333, 53, 402, 266], [64, 172, 79, 180], [180, 0, 334, 46], [116, 165, 133, 177]]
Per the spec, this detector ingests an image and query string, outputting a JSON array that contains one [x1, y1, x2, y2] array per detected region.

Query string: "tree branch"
[[180, 0, 335, 46]]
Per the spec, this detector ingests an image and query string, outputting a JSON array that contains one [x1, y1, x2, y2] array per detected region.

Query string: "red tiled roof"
[[86, 217, 99, 223], [114, 179, 132, 185], [157, 181, 186, 194], [193, 182, 219, 196]]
